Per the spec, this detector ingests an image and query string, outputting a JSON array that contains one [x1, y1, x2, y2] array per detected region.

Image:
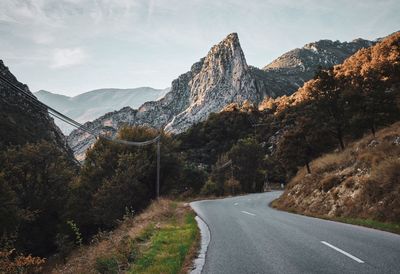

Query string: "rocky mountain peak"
[[164, 33, 256, 132], [67, 33, 375, 161]]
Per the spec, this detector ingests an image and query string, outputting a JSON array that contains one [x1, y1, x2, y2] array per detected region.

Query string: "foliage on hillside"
[[273, 122, 400, 224], [0, 141, 77, 257], [178, 110, 255, 166], [65, 126, 208, 243]]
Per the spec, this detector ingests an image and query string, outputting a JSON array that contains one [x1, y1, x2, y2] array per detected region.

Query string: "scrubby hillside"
[[273, 122, 400, 224]]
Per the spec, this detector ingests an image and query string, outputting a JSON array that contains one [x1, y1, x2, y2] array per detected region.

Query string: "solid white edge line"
[[190, 215, 211, 274], [241, 210, 256, 216], [321, 241, 365, 263]]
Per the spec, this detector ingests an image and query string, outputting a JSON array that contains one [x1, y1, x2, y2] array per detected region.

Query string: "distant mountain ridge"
[[35, 87, 169, 134], [68, 33, 375, 160]]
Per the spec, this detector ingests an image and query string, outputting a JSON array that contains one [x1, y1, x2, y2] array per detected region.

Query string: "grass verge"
[[49, 199, 199, 274], [329, 217, 400, 235], [129, 211, 198, 274], [271, 200, 400, 235]]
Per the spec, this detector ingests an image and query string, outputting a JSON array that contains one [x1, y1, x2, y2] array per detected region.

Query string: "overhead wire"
[[0, 74, 160, 146]]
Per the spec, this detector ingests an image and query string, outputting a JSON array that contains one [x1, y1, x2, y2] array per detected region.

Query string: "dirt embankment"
[[274, 122, 400, 224]]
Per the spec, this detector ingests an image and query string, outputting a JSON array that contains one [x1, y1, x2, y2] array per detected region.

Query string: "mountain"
[[68, 33, 374, 160], [254, 38, 374, 98], [35, 87, 169, 134], [0, 60, 72, 156]]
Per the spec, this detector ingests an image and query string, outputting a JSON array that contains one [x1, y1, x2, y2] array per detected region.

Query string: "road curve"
[[190, 191, 400, 274]]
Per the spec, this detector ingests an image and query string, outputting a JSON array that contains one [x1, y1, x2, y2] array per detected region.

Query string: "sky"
[[0, 0, 399, 96]]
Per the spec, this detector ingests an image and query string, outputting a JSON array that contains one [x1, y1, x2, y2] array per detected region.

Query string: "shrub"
[[95, 256, 119, 274], [320, 175, 341, 192], [224, 177, 241, 195], [0, 249, 45, 274], [200, 180, 218, 196]]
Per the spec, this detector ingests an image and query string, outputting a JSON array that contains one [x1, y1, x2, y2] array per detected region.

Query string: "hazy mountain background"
[[35, 87, 169, 134]]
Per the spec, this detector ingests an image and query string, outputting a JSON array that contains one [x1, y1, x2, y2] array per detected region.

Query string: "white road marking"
[[321, 241, 365, 263], [234, 203, 239, 206], [241, 211, 256, 216]]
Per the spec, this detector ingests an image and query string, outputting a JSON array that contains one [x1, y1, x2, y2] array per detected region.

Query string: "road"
[[190, 191, 400, 274]]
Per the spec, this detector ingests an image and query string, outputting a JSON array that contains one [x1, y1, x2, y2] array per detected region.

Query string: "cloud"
[[50, 47, 88, 68]]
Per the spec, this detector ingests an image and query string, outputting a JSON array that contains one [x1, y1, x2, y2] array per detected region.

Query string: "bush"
[[320, 175, 341, 192], [95, 256, 119, 274], [224, 177, 241, 195], [200, 180, 218, 196], [0, 249, 45, 274]]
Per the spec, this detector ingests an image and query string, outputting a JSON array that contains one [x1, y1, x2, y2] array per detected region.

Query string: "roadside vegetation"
[[49, 199, 198, 274]]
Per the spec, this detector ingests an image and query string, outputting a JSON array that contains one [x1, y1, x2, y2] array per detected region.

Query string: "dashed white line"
[[241, 210, 256, 216], [321, 241, 365, 263], [234, 203, 239, 206]]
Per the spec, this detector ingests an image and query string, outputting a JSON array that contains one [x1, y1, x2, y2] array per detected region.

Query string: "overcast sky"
[[1, 0, 399, 96]]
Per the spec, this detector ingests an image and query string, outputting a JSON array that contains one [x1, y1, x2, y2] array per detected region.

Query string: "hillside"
[[0, 60, 78, 264], [0, 60, 72, 156], [35, 87, 169, 134], [68, 33, 373, 160], [177, 31, 399, 188], [273, 122, 400, 225]]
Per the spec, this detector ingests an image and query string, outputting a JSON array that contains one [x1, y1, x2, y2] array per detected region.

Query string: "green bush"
[[200, 179, 218, 195], [95, 256, 119, 274]]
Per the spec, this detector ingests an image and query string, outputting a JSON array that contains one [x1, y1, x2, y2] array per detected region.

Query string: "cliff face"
[[164, 33, 261, 132], [68, 33, 374, 160], [0, 60, 72, 157]]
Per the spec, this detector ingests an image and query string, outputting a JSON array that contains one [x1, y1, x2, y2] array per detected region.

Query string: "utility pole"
[[156, 138, 160, 199]]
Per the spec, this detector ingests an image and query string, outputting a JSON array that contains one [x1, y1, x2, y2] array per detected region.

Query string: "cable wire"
[[0, 74, 160, 146]]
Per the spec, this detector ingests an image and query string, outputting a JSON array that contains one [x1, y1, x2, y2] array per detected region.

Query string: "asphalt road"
[[190, 191, 400, 274]]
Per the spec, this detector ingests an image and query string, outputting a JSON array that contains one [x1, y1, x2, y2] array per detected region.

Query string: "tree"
[[310, 68, 349, 150], [0, 141, 76, 256], [275, 114, 334, 176], [228, 138, 264, 193], [67, 126, 185, 237], [67, 126, 159, 236]]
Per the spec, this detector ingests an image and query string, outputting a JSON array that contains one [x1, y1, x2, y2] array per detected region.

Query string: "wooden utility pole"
[[156, 138, 160, 199]]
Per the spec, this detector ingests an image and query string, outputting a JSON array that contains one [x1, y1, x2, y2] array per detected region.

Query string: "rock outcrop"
[[68, 33, 374, 160]]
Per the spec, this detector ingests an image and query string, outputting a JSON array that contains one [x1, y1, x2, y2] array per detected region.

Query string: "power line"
[[1, 74, 162, 198], [0, 74, 160, 145], [0, 74, 96, 134]]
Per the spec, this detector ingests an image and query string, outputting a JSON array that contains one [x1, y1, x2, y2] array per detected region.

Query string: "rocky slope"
[[68, 33, 374, 160], [273, 122, 400, 223], [0, 60, 72, 157], [35, 87, 169, 134]]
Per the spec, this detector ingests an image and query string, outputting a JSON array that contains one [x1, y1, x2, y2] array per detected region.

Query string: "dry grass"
[[46, 199, 198, 274], [274, 121, 400, 225]]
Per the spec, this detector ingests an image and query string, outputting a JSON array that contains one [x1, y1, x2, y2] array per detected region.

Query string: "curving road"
[[190, 191, 400, 274]]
